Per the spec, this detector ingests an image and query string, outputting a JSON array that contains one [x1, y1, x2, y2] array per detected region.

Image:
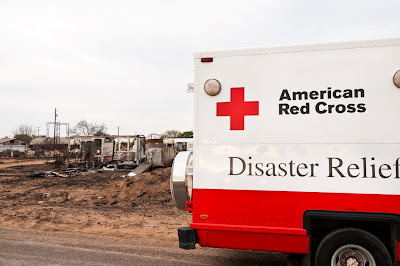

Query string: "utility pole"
[[46, 109, 69, 165], [54, 108, 57, 149], [117, 126, 120, 152], [37, 127, 40, 137]]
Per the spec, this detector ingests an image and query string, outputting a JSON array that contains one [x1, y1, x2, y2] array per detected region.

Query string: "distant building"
[[0, 138, 28, 152], [29, 137, 69, 151]]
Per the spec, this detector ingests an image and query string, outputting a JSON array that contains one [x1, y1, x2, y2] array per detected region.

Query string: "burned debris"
[[2, 133, 192, 178], [30, 168, 91, 178]]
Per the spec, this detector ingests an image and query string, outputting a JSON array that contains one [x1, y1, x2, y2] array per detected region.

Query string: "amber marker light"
[[200, 214, 209, 220]]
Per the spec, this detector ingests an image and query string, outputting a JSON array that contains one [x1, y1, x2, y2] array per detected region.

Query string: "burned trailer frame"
[[69, 133, 187, 170], [68, 135, 146, 169], [111, 135, 146, 169], [145, 134, 175, 167], [146, 136, 193, 168], [163, 138, 193, 152]]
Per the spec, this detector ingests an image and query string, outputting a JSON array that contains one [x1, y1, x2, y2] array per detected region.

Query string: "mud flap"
[[178, 227, 197, 250]]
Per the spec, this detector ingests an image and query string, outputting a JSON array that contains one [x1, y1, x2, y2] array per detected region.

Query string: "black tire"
[[315, 227, 391, 266]]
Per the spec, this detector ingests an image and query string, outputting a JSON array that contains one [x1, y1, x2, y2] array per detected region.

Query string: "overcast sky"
[[1, 0, 399, 138]]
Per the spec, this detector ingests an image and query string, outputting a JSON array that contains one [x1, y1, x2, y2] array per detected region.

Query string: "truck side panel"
[[191, 39, 400, 258]]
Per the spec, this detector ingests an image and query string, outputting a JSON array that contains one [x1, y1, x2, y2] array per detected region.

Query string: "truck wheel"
[[315, 227, 391, 266]]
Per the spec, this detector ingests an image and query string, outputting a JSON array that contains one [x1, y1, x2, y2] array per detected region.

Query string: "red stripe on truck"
[[191, 188, 400, 254]]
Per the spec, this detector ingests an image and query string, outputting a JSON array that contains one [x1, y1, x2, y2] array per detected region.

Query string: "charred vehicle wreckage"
[[25, 134, 192, 175]]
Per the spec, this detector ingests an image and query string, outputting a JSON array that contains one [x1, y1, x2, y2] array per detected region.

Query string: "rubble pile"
[[97, 167, 173, 208], [30, 168, 93, 178]]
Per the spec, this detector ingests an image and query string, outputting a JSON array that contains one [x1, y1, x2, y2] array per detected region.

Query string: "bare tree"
[[93, 124, 108, 136], [13, 124, 34, 136], [13, 124, 34, 143], [70, 120, 108, 136]]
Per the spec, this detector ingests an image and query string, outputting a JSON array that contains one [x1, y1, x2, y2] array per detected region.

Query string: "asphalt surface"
[[0, 227, 289, 266]]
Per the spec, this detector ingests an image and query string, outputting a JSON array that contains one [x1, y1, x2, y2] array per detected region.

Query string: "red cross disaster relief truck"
[[170, 39, 400, 265]]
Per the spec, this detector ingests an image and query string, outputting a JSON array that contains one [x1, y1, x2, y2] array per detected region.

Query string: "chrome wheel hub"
[[331, 244, 375, 266]]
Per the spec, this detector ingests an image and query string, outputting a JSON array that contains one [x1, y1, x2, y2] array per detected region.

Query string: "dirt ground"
[[0, 158, 50, 169], [0, 158, 192, 245]]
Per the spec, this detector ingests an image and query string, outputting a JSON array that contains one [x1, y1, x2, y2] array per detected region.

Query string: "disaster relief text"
[[229, 157, 400, 179]]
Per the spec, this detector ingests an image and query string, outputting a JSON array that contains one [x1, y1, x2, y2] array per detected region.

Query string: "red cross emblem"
[[216, 87, 259, 130]]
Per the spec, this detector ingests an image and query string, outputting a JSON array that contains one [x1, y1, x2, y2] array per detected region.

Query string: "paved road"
[[0, 228, 288, 265]]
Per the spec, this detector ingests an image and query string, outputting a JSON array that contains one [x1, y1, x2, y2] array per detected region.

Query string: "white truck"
[[171, 39, 400, 265]]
